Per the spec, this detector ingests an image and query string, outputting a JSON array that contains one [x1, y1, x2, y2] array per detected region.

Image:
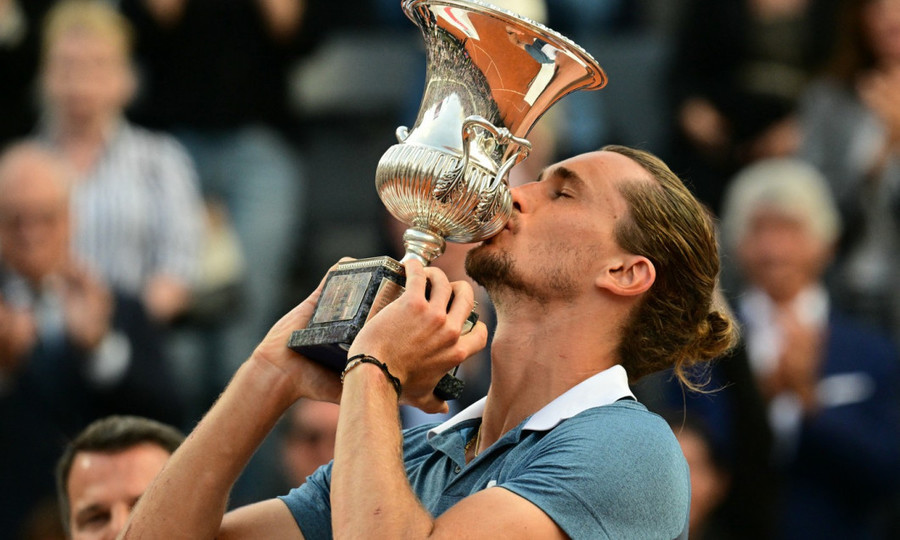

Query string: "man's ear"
[[596, 255, 655, 297]]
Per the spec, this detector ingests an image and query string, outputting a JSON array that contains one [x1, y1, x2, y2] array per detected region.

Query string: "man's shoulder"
[[557, 401, 672, 438], [395, 401, 684, 469], [509, 403, 690, 539], [544, 401, 683, 461], [562, 402, 690, 481]]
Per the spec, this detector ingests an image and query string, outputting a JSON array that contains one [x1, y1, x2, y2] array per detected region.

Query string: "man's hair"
[[55, 415, 184, 534], [604, 145, 738, 389], [42, 0, 134, 63], [719, 157, 841, 251]]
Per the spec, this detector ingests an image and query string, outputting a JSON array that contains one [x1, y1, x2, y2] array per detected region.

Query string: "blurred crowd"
[[1, 0, 900, 538]]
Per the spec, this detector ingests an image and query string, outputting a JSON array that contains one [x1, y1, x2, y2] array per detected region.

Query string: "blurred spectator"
[[0, 0, 55, 148], [19, 496, 66, 540], [36, 0, 206, 326], [119, 0, 308, 417], [797, 0, 900, 344], [0, 143, 181, 538], [667, 0, 841, 214], [718, 157, 900, 539], [277, 399, 339, 491], [55, 415, 183, 540], [118, 0, 310, 506]]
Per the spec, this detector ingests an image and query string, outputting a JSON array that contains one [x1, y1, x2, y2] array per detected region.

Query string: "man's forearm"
[[331, 364, 435, 539], [121, 357, 298, 538]]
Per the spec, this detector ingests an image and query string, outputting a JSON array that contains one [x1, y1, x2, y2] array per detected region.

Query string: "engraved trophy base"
[[288, 256, 472, 400]]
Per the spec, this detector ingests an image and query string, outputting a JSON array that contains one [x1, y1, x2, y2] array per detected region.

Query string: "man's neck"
[[53, 115, 118, 175], [476, 296, 626, 452], [55, 112, 117, 141]]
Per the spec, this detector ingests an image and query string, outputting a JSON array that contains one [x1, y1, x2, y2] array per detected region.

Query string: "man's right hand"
[[249, 267, 343, 405]]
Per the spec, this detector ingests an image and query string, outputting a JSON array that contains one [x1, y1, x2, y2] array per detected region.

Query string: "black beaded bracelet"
[[341, 354, 402, 398]]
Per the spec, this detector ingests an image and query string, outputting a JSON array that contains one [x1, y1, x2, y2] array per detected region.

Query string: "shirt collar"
[[427, 364, 635, 439]]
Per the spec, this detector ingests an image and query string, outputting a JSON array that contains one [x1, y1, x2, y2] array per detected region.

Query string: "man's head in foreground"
[[465, 145, 737, 386], [56, 416, 183, 540]]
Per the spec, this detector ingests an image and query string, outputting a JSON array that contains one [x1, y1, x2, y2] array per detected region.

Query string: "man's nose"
[[509, 184, 532, 214]]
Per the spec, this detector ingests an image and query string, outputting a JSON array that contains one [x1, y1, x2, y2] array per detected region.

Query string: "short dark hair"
[[55, 415, 184, 534]]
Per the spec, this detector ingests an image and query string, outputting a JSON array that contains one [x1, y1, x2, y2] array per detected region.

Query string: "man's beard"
[[465, 244, 528, 296], [465, 243, 581, 304]]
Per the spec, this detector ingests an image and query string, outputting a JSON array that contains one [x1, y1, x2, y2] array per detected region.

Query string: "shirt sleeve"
[[277, 462, 335, 540], [276, 424, 438, 539], [498, 406, 690, 540]]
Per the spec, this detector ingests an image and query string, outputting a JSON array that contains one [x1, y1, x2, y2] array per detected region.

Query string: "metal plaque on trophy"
[[288, 0, 607, 399]]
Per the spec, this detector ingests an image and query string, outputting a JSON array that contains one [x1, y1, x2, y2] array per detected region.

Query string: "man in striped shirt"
[[38, 0, 205, 325]]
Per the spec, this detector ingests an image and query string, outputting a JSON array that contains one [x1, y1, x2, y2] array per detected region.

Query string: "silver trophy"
[[289, 0, 606, 399]]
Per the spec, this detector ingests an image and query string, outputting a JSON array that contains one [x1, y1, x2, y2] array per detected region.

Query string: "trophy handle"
[[436, 115, 531, 203], [461, 116, 532, 192], [464, 117, 530, 223]]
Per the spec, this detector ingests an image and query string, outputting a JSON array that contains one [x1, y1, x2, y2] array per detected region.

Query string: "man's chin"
[[465, 244, 513, 290]]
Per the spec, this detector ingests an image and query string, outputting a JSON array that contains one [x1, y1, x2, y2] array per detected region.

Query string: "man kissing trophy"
[[289, 0, 607, 399]]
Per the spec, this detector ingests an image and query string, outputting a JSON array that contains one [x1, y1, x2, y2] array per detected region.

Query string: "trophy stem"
[[400, 227, 446, 266]]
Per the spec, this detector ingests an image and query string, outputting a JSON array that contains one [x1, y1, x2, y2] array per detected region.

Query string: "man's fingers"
[[422, 266, 452, 309], [402, 259, 428, 297], [403, 393, 450, 415], [459, 321, 489, 357], [447, 280, 476, 328]]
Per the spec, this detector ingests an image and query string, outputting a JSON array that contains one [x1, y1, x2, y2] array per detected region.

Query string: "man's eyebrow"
[[535, 166, 587, 192], [550, 166, 586, 188]]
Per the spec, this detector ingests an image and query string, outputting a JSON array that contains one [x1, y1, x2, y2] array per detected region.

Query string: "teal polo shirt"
[[279, 366, 690, 539]]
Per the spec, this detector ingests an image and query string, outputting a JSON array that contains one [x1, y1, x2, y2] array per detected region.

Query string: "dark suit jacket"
[[0, 280, 182, 536], [675, 312, 900, 540]]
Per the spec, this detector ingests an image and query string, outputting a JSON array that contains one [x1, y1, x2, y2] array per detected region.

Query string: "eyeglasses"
[[0, 208, 66, 229]]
